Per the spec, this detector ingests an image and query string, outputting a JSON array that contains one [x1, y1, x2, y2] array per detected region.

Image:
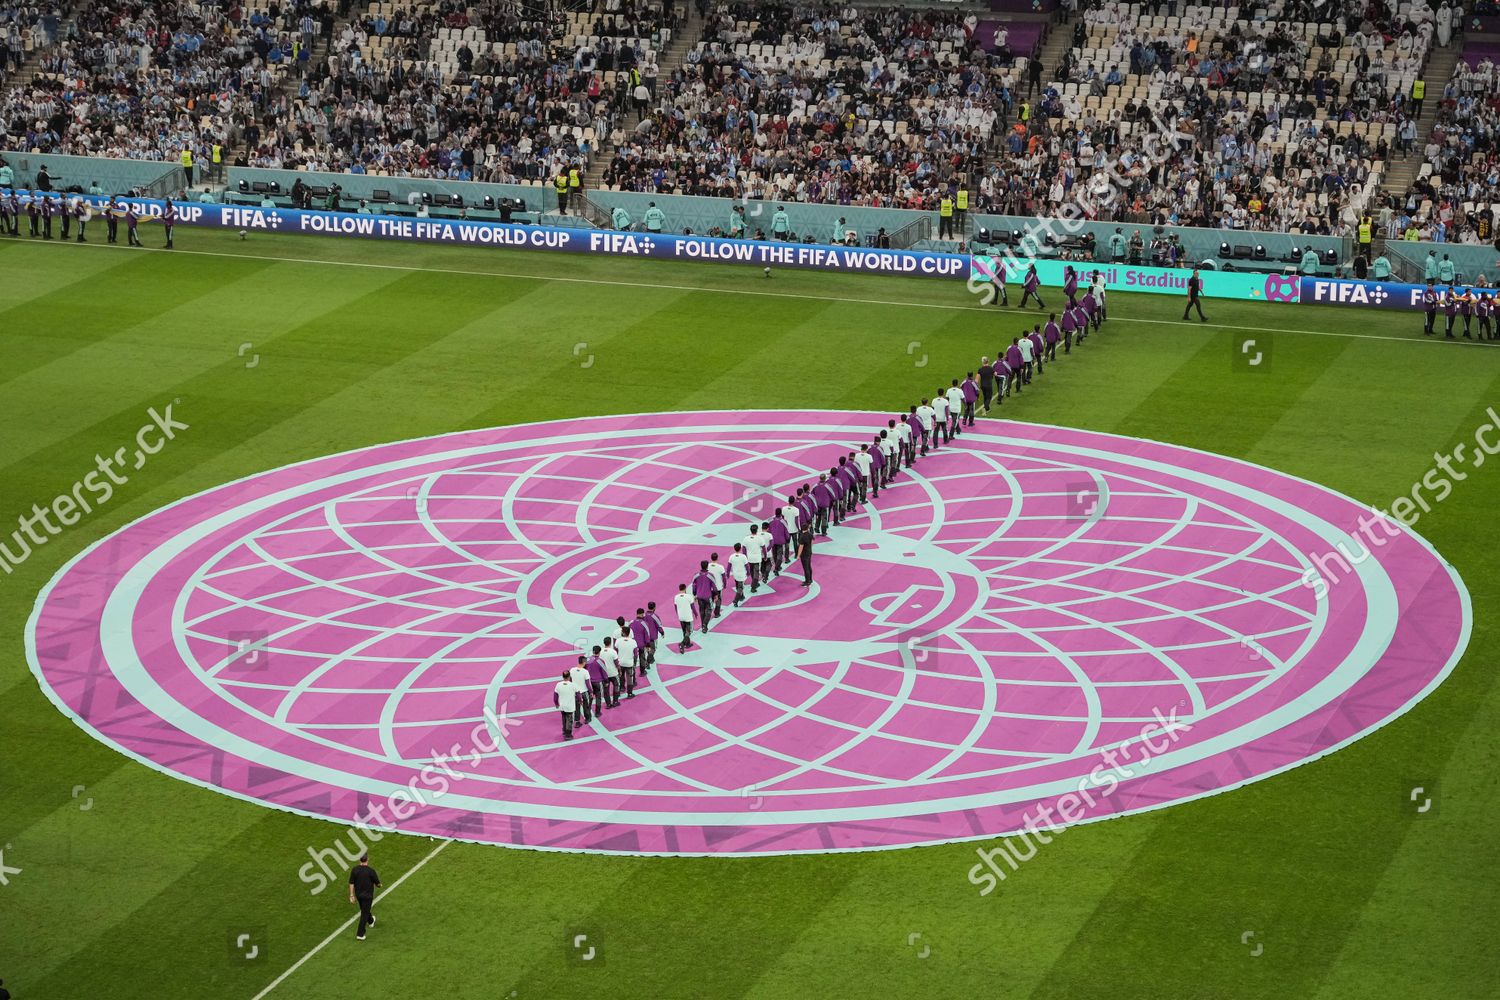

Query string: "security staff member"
[[180, 145, 194, 187], [1182, 268, 1207, 321], [554, 171, 569, 214], [211, 142, 222, 180], [938, 193, 954, 239], [1422, 280, 1438, 336], [794, 519, 815, 587], [348, 853, 381, 941], [1357, 215, 1373, 254], [568, 164, 581, 201], [644, 201, 665, 232], [955, 186, 968, 228]]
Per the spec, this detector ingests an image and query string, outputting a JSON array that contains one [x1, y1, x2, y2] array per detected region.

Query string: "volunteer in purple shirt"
[[993, 357, 1011, 402], [584, 649, 608, 717], [1021, 263, 1045, 309], [1004, 340, 1025, 393], [994, 258, 1009, 305], [1063, 265, 1078, 305], [1081, 288, 1099, 331], [630, 609, 653, 676], [692, 562, 716, 634], [1422, 281, 1438, 336], [1045, 313, 1064, 358], [828, 467, 848, 526], [1458, 288, 1475, 339], [837, 455, 859, 515], [961, 373, 979, 426], [1478, 293, 1494, 340], [869, 434, 887, 496], [163, 198, 177, 249], [812, 474, 834, 535], [1027, 327, 1046, 376], [646, 601, 666, 651], [1443, 286, 1459, 338]]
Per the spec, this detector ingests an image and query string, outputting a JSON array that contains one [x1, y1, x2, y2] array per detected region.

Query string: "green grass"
[[0, 227, 1496, 999]]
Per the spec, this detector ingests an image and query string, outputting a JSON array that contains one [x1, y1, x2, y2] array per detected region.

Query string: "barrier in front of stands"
[[1297, 275, 1500, 312], [1, 149, 185, 199], [10, 190, 1456, 311]]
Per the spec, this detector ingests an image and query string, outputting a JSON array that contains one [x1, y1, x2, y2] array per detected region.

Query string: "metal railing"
[[888, 215, 933, 250]]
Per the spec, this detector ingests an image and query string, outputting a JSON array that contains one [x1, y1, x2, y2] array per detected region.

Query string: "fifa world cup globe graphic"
[[28, 412, 1468, 855]]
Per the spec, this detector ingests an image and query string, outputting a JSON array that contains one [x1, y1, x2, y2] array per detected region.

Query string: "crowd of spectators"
[[1389, 54, 1500, 245], [233, 0, 679, 180], [2, 3, 61, 85], [600, 1, 1020, 209], [966, 0, 1436, 237], [0, 0, 328, 168]]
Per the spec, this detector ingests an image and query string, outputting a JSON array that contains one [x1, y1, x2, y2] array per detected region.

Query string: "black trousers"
[[800, 553, 813, 585], [1020, 287, 1044, 308], [107, 217, 119, 242], [1424, 310, 1436, 335], [1183, 296, 1206, 320], [356, 894, 374, 936], [696, 598, 712, 630], [560, 709, 574, 738], [981, 384, 993, 410]]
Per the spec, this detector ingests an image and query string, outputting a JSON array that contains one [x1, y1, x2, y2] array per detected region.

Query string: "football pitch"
[[0, 228, 1496, 999]]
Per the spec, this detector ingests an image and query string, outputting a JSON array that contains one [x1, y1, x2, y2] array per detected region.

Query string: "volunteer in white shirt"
[[916, 399, 936, 455], [707, 554, 726, 617], [1017, 333, 1035, 383], [854, 445, 873, 503], [616, 626, 638, 700], [945, 383, 965, 438], [932, 393, 950, 448], [880, 429, 899, 485], [568, 658, 593, 726], [553, 670, 579, 740], [599, 637, 621, 708], [728, 543, 750, 606], [673, 584, 696, 653], [894, 414, 913, 469], [741, 526, 767, 593]]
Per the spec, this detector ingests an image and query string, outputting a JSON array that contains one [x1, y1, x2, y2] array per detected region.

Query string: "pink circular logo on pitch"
[[26, 412, 1469, 855]]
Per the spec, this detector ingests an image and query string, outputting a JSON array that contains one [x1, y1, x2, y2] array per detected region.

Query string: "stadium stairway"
[[1379, 43, 1461, 202], [582, 0, 705, 192]]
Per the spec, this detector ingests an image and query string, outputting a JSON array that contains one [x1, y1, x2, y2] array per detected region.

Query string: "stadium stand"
[[599, 2, 1027, 208], [0, 0, 322, 167], [1393, 46, 1500, 245], [271, 0, 679, 181], [973, 0, 1435, 237]]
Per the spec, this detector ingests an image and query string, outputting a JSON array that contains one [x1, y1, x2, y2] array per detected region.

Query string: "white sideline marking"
[[250, 838, 452, 999], [9, 237, 1489, 348]]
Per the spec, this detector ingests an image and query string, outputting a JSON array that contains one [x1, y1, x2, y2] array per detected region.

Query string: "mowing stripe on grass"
[[13, 236, 1495, 350]]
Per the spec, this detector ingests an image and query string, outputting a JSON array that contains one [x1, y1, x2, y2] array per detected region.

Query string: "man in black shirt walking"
[[795, 521, 815, 587], [1182, 268, 1207, 321], [348, 853, 381, 940]]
